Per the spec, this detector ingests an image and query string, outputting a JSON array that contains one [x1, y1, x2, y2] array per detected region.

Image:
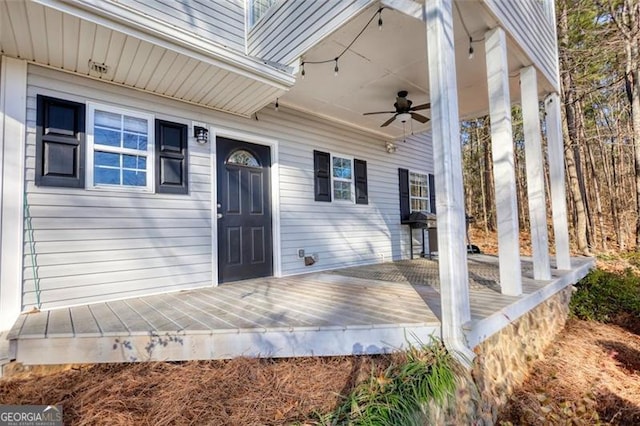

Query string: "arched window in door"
[[226, 149, 261, 167]]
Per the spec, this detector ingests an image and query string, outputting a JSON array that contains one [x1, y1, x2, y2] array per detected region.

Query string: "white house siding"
[[484, 0, 559, 91], [247, 0, 374, 65], [251, 108, 433, 275], [23, 66, 213, 310], [87, 0, 246, 53], [21, 65, 433, 310]]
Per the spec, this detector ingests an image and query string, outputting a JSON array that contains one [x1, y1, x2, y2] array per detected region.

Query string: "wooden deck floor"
[[6, 255, 594, 364]]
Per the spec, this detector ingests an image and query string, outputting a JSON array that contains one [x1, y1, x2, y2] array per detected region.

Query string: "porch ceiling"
[[0, 0, 290, 117], [279, 2, 551, 140]]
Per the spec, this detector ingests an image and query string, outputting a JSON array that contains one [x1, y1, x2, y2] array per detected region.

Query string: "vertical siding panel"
[[76, 20, 97, 75], [62, 12, 80, 72], [44, 7, 64, 68], [26, 3, 48, 64], [112, 37, 141, 83]]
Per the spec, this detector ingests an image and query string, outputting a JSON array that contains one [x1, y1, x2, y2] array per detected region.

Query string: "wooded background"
[[461, 0, 639, 255]]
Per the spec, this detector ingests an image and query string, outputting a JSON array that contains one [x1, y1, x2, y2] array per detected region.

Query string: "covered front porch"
[[6, 255, 593, 365]]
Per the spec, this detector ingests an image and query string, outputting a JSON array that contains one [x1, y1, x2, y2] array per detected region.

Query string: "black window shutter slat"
[[314, 150, 331, 202], [428, 173, 436, 214], [354, 158, 368, 205], [399, 168, 410, 222], [155, 120, 188, 194], [36, 95, 85, 188]]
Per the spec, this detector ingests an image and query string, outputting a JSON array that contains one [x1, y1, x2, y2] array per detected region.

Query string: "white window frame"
[[409, 171, 430, 212], [331, 153, 355, 203], [86, 103, 155, 192]]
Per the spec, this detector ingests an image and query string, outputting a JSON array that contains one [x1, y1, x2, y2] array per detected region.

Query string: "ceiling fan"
[[363, 90, 430, 127]]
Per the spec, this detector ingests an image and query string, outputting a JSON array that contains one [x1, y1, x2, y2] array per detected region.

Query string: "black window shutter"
[[428, 173, 436, 214], [313, 150, 331, 202], [354, 158, 368, 205], [155, 120, 188, 194], [399, 168, 410, 222], [35, 95, 85, 188]]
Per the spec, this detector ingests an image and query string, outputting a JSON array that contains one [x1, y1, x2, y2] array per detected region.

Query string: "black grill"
[[403, 211, 436, 229]]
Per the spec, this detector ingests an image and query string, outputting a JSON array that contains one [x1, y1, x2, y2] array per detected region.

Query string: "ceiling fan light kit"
[[397, 113, 411, 123]]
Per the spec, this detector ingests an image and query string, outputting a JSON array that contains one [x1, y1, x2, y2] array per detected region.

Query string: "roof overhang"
[[0, 0, 296, 117]]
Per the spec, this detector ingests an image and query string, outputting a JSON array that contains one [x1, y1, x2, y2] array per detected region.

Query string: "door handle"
[[217, 213, 223, 219]]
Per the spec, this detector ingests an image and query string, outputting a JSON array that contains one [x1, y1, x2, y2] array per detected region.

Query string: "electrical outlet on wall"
[[297, 249, 305, 259]]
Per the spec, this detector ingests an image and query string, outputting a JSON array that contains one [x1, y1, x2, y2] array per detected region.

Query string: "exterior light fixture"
[[385, 141, 397, 153], [194, 126, 209, 144]]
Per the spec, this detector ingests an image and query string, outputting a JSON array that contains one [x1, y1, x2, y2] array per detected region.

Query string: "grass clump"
[[318, 339, 457, 426], [570, 268, 640, 322]]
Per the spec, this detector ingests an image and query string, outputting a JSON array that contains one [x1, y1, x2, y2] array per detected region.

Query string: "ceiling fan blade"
[[363, 111, 396, 115], [410, 103, 431, 111], [411, 113, 429, 123], [381, 115, 397, 127]]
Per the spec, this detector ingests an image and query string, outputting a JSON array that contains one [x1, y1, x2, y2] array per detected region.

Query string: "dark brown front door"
[[216, 137, 272, 283]]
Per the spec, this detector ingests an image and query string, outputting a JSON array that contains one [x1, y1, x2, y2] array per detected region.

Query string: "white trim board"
[[13, 323, 440, 364], [0, 57, 27, 331]]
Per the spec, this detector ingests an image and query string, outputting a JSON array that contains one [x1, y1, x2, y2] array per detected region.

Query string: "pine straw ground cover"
[[0, 355, 400, 425], [497, 318, 640, 425]]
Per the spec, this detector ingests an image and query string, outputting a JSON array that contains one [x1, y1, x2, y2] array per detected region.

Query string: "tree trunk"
[[559, 2, 591, 254]]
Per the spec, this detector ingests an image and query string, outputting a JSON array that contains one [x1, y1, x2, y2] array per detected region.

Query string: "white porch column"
[[0, 56, 27, 331], [544, 93, 572, 270], [485, 27, 522, 295], [520, 66, 551, 280], [425, 0, 473, 363]]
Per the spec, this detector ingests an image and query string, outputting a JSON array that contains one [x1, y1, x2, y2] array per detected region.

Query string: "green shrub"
[[318, 340, 457, 426], [570, 269, 640, 322]]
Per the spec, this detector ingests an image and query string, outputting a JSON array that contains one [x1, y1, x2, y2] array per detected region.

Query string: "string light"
[[275, 98, 279, 111], [454, 1, 482, 61], [299, 7, 385, 79]]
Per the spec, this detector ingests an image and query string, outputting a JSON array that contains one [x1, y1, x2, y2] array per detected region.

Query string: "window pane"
[[410, 172, 429, 212], [94, 167, 120, 185], [94, 151, 120, 167], [334, 181, 351, 200], [91, 106, 151, 190], [123, 132, 148, 150], [94, 127, 121, 147], [333, 157, 352, 179], [124, 116, 147, 133], [123, 154, 146, 170], [95, 110, 121, 129], [412, 199, 428, 212], [123, 170, 146, 186]]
